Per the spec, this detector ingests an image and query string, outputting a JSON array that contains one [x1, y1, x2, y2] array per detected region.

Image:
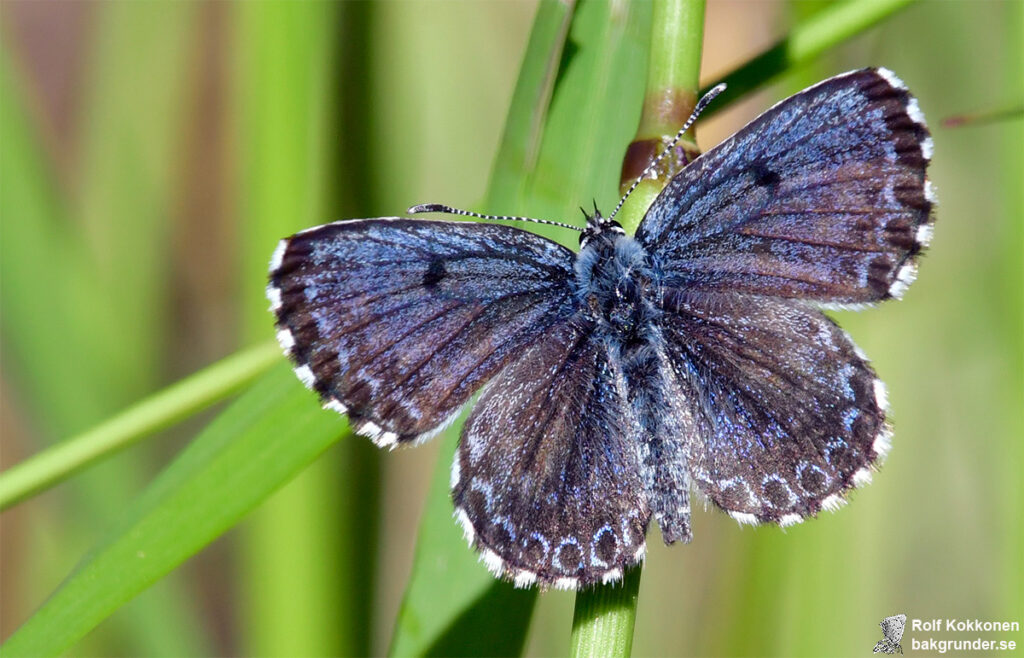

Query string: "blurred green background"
[[1, 1, 1020, 656]]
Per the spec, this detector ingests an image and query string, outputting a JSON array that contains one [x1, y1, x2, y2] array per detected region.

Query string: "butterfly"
[[267, 68, 934, 590], [873, 614, 907, 654]]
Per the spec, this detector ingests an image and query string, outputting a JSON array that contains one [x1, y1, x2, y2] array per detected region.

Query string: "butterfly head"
[[579, 205, 625, 250]]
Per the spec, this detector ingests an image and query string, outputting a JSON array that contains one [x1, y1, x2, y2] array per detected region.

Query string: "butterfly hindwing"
[[453, 319, 650, 589], [268, 219, 576, 447], [660, 290, 889, 525], [637, 67, 934, 307]]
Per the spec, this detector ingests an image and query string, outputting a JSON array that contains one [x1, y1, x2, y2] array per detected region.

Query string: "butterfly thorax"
[[575, 215, 662, 348]]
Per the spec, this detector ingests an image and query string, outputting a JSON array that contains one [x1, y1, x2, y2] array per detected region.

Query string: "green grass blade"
[[0, 21, 124, 449], [234, 1, 339, 343], [0, 365, 349, 657], [514, 1, 653, 226], [0, 342, 279, 511], [74, 1, 196, 390], [701, 0, 916, 112], [484, 0, 576, 212], [1, 8, 208, 653], [1000, 0, 1023, 616], [569, 566, 642, 658], [389, 2, 653, 655], [230, 2, 377, 655]]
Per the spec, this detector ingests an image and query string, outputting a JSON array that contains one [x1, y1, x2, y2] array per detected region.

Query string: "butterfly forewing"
[[268, 219, 577, 447], [637, 68, 934, 306], [453, 320, 650, 589]]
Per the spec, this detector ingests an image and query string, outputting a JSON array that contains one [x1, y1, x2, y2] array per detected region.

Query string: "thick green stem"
[[617, 0, 705, 236], [571, 1, 705, 655], [0, 341, 280, 511], [637, 0, 704, 139]]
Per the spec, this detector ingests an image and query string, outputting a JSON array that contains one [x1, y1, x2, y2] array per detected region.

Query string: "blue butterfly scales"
[[267, 68, 934, 589]]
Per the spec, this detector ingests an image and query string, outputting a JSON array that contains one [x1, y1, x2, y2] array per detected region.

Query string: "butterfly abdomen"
[[575, 232, 694, 543]]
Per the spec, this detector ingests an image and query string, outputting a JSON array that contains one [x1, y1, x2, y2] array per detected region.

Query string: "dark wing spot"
[[750, 163, 781, 188], [798, 463, 828, 495], [594, 529, 619, 564], [423, 259, 447, 288], [556, 542, 584, 574], [522, 533, 549, 569], [763, 479, 792, 510]]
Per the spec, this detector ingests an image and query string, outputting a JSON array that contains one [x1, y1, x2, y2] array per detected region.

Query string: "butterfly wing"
[[268, 219, 576, 446], [660, 290, 889, 525], [452, 319, 650, 589], [882, 614, 907, 644], [637, 68, 933, 307], [873, 639, 896, 654]]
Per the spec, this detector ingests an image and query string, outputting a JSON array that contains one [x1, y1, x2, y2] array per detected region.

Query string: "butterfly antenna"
[[408, 203, 582, 232], [607, 83, 727, 223]]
